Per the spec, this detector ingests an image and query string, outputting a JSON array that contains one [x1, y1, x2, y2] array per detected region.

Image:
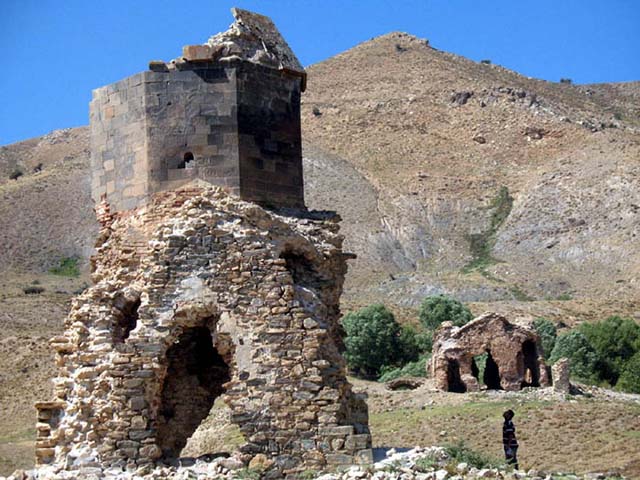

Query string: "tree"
[[533, 318, 557, 360], [419, 295, 473, 331], [579, 316, 640, 385], [342, 304, 403, 377], [549, 331, 600, 383], [617, 352, 640, 394], [398, 324, 432, 364]]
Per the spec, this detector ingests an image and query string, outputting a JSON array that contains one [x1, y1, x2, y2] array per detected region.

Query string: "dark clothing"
[[502, 419, 518, 447], [503, 419, 519, 469]]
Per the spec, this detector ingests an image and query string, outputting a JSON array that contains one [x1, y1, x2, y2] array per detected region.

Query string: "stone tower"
[[90, 8, 306, 211], [36, 9, 372, 478]]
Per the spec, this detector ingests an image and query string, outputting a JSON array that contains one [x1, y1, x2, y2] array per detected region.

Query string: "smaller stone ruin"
[[430, 313, 550, 392]]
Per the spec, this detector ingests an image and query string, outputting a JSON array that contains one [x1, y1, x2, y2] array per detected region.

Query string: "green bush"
[[549, 331, 600, 383], [378, 355, 429, 383], [617, 351, 640, 393], [533, 318, 557, 360], [419, 295, 473, 331], [398, 324, 433, 363], [443, 441, 501, 469], [342, 304, 403, 377], [579, 316, 640, 385], [49, 257, 80, 277]]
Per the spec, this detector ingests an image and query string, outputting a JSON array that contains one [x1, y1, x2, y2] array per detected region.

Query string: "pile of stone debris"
[[4, 447, 624, 480]]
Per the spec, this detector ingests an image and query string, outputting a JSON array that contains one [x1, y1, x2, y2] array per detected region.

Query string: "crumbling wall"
[[37, 186, 371, 475], [430, 313, 550, 392]]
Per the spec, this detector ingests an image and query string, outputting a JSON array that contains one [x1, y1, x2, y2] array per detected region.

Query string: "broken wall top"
[[165, 8, 304, 76]]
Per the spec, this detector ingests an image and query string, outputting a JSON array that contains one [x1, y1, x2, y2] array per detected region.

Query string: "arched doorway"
[[447, 359, 466, 393], [483, 350, 502, 390], [156, 326, 230, 460], [521, 340, 540, 388]]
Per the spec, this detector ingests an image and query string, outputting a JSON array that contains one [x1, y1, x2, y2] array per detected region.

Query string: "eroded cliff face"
[[36, 186, 371, 477]]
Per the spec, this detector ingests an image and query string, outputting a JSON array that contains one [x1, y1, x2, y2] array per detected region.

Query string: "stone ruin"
[[430, 313, 551, 392], [35, 8, 372, 478]]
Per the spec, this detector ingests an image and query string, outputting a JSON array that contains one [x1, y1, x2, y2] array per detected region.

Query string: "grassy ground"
[[363, 380, 640, 477]]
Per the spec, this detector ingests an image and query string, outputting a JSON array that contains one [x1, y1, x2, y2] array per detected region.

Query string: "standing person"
[[502, 409, 519, 469]]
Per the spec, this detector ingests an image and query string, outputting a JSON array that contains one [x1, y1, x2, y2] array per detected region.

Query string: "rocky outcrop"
[[430, 313, 550, 392], [35, 186, 371, 476]]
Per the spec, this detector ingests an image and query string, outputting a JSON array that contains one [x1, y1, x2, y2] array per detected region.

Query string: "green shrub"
[[480, 59, 492, 65], [419, 295, 473, 330], [342, 304, 403, 377], [533, 318, 557, 360], [473, 353, 488, 384], [398, 324, 433, 363], [443, 441, 501, 469], [560, 78, 573, 84], [49, 257, 80, 277], [549, 331, 600, 383], [378, 355, 428, 383], [617, 351, 640, 393], [9, 168, 23, 180], [579, 316, 640, 385]]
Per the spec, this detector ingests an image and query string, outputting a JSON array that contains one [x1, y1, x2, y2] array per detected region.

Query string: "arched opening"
[[521, 340, 540, 388], [483, 350, 502, 390], [112, 295, 141, 344], [280, 250, 324, 289], [156, 326, 230, 460], [177, 152, 195, 169], [446, 359, 466, 393], [471, 353, 488, 388]]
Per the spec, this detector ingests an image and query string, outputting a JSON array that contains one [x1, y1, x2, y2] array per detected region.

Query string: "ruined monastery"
[[35, 9, 372, 477]]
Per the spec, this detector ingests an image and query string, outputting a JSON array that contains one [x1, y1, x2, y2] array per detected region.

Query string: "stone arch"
[[155, 320, 232, 460]]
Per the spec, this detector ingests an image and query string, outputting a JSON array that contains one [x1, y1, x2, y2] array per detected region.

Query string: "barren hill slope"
[[302, 33, 640, 315]]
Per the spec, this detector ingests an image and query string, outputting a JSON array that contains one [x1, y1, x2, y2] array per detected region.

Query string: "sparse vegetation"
[[463, 186, 513, 275], [480, 59, 491, 65], [560, 78, 573, 84], [533, 318, 557, 360], [49, 257, 80, 277], [443, 441, 502, 469]]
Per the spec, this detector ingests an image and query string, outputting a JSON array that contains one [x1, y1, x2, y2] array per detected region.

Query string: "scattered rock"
[[386, 377, 425, 391], [451, 91, 473, 106]]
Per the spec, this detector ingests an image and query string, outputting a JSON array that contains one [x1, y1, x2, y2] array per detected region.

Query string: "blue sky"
[[1, 0, 639, 146]]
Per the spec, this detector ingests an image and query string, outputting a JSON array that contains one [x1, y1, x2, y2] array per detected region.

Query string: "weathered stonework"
[[36, 186, 371, 476], [430, 313, 551, 392], [551, 358, 571, 394], [91, 8, 306, 212]]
